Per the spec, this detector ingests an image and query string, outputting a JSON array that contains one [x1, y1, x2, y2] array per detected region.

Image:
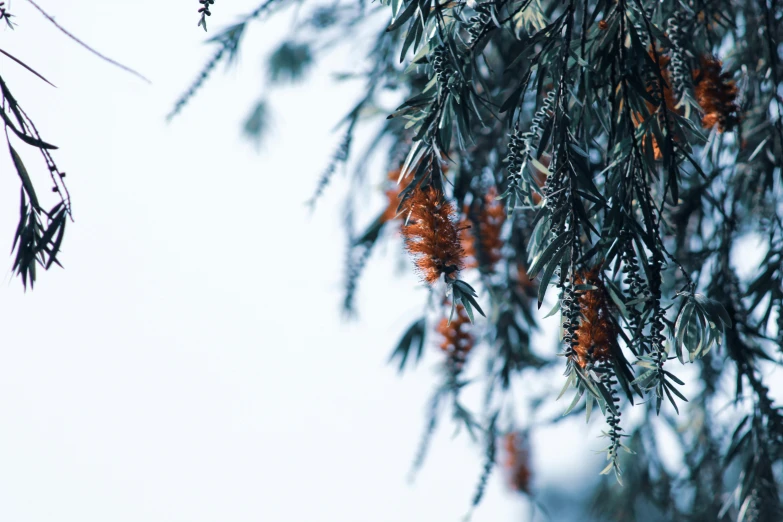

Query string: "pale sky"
[[0, 2, 625, 521]]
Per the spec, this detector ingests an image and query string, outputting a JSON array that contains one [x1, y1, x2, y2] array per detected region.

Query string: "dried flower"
[[461, 188, 505, 272], [402, 187, 464, 285], [693, 55, 740, 132], [572, 267, 614, 368], [436, 302, 474, 372], [503, 432, 532, 494]]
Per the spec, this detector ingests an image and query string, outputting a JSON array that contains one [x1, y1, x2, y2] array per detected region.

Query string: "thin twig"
[[25, 0, 151, 84]]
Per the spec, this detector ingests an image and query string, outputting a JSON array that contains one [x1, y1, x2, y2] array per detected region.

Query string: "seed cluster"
[[431, 45, 461, 94], [503, 90, 555, 203], [467, 3, 494, 43], [198, 0, 214, 18]]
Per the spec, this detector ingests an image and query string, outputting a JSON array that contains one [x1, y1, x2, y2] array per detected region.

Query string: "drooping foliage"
[[177, 0, 783, 519], [1, 2, 146, 289], [1, 3, 71, 288]]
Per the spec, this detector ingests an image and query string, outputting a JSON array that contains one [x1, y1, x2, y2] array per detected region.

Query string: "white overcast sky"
[[0, 1, 641, 521]]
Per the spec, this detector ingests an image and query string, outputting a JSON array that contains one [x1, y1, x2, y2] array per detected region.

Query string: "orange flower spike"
[[503, 432, 532, 494], [402, 187, 464, 285], [503, 433, 517, 468], [572, 268, 615, 369], [436, 303, 474, 371], [460, 188, 506, 272], [479, 188, 505, 269], [460, 206, 477, 269], [693, 55, 740, 132]]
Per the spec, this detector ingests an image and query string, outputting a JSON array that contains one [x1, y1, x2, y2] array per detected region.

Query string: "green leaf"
[[664, 378, 688, 403], [0, 49, 57, 87], [694, 294, 732, 328], [45, 217, 66, 270], [563, 387, 585, 416], [557, 372, 576, 400], [388, 318, 426, 373], [0, 108, 58, 149], [585, 394, 594, 423], [399, 18, 422, 62], [543, 299, 561, 319], [528, 230, 570, 279], [663, 370, 685, 386], [386, 0, 418, 32], [453, 279, 485, 320], [631, 369, 655, 386], [675, 300, 694, 364], [537, 247, 565, 308], [8, 143, 40, 209], [663, 384, 680, 415]]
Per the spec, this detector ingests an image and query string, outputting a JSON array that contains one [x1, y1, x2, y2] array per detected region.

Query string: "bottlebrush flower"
[[503, 431, 532, 494], [461, 188, 505, 273], [380, 159, 450, 224], [693, 55, 740, 132], [572, 267, 614, 369], [436, 302, 474, 373], [402, 186, 464, 285]]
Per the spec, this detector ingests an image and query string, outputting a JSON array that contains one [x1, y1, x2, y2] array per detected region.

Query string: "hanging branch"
[[169, 0, 783, 515]]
